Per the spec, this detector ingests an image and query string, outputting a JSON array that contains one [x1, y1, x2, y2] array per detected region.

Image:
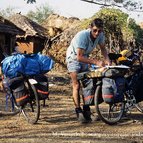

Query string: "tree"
[[81, 0, 143, 12], [128, 19, 143, 45], [94, 8, 143, 51], [79, 8, 143, 52], [25, 0, 143, 12], [25, 0, 36, 3], [26, 4, 53, 24], [0, 7, 16, 18]]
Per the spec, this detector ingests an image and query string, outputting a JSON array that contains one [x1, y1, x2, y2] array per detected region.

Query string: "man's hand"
[[105, 59, 111, 66], [96, 60, 105, 67]]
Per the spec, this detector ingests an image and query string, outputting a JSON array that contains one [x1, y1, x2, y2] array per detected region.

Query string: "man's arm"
[[77, 48, 104, 66], [99, 43, 111, 65]]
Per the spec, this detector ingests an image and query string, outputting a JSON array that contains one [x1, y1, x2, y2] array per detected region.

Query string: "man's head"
[[90, 18, 103, 38]]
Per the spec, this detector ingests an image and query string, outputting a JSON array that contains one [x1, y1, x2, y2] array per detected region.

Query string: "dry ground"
[[0, 72, 143, 143]]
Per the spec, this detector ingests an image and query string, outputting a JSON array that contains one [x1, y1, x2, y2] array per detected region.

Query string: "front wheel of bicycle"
[[95, 85, 125, 125], [22, 83, 40, 124], [135, 101, 143, 113]]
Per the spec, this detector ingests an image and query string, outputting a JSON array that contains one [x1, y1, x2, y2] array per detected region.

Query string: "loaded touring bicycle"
[[0, 53, 54, 124]]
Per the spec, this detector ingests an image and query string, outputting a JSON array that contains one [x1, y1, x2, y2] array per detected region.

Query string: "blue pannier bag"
[[1, 54, 25, 78], [102, 77, 126, 103], [81, 78, 95, 105]]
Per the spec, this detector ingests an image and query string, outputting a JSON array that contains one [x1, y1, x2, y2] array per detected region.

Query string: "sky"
[[0, 0, 143, 24]]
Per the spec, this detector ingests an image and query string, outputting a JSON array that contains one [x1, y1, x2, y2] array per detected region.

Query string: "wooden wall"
[[17, 37, 45, 54], [0, 34, 5, 61], [17, 42, 33, 54], [0, 33, 15, 61]]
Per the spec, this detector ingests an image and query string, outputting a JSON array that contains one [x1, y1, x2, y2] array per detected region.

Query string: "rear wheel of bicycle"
[[22, 83, 40, 124], [95, 85, 125, 125]]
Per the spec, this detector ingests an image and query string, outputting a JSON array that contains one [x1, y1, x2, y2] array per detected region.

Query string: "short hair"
[[90, 18, 103, 28]]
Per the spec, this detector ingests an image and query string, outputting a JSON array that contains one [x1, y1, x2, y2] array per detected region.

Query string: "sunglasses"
[[92, 29, 102, 33]]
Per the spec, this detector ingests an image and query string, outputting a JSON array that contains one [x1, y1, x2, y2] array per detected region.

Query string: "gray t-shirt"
[[66, 29, 105, 62]]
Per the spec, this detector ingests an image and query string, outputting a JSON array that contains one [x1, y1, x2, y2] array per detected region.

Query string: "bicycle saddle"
[[108, 53, 122, 61]]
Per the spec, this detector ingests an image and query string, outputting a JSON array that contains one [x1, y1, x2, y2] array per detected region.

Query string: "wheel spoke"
[[95, 85, 125, 125]]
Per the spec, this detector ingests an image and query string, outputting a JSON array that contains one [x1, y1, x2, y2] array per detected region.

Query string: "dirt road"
[[0, 72, 143, 143]]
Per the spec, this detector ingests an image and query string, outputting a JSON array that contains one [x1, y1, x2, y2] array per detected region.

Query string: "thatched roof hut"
[[9, 13, 49, 54], [9, 13, 48, 38], [0, 16, 24, 61], [0, 16, 24, 35]]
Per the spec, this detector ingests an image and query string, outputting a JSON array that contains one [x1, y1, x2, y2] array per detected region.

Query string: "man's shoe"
[[83, 105, 92, 122], [83, 110, 92, 122], [75, 108, 88, 123], [77, 112, 88, 123]]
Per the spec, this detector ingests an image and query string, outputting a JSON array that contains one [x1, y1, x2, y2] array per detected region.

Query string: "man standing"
[[66, 18, 110, 123]]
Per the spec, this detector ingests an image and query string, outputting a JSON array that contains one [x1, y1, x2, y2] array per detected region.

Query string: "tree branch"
[[81, 0, 122, 7]]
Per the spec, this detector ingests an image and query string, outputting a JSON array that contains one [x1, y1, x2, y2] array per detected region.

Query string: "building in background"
[[9, 13, 49, 54], [0, 16, 24, 62]]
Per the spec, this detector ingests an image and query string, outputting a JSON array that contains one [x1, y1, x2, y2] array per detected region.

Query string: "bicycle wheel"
[[95, 85, 125, 125], [22, 82, 40, 124]]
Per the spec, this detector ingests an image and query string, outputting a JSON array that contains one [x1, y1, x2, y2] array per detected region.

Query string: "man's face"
[[91, 26, 103, 38]]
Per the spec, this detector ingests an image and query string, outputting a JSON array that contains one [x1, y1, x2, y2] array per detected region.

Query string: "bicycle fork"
[[125, 90, 143, 113]]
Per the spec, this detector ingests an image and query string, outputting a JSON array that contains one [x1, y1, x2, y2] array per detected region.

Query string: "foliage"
[[128, 19, 143, 45], [94, 8, 129, 40], [0, 7, 16, 18], [113, 0, 124, 3], [26, 4, 53, 24], [25, 0, 36, 4], [123, 0, 143, 11], [26, 0, 143, 12], [80, 8, 143, 51], [95, 8, 143, 50], [81, 0, 143, 12]]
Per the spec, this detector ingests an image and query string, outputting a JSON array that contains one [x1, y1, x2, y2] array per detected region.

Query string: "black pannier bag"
[[12, 82, 29, 106], [135, 78, 143, 103], [128, 73, 143, 103], [102, 77, 126, 104], [2, 76, 29, 106], [81, 78, 96, 105], [34, 75, 49, 100]]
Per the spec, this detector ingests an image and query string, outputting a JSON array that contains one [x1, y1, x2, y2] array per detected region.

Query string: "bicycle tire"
[[22, 82, 40, 124], [95, 85, 125, 125]]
